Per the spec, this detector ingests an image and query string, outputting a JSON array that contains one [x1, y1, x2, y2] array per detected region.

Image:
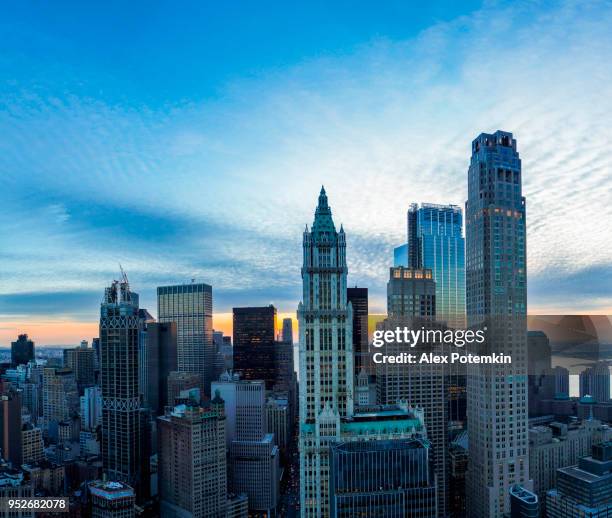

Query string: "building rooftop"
[[89, 480, 134, 500]]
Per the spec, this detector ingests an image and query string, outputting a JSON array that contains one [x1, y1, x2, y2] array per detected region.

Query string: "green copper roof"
[[312, 186, 337, 236]]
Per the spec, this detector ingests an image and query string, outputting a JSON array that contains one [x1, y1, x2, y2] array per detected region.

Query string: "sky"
[[1, 0, 612, 346]]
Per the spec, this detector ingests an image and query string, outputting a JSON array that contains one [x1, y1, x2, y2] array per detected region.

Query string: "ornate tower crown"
[[312, 185, 337, 239]]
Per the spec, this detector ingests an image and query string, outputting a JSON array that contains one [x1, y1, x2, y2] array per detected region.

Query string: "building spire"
[[312, 186, 335, 236]]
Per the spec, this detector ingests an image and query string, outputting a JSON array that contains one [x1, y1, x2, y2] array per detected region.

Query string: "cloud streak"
[[2, 0, 612, 342]]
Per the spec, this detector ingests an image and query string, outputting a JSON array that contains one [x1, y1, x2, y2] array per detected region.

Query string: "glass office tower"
[[157, 283, 213, 397], [407, 203, 466, 329]]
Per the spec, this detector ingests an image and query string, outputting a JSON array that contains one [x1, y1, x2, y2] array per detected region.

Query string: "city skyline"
[[3, 0, 612, 346]]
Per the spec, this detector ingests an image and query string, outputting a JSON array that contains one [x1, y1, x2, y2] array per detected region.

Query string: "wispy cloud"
[[1, 0, 612, 340]]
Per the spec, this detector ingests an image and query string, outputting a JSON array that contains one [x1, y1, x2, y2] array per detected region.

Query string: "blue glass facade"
[[393, 243, 408, 267], [330, 438, 436, 517], [407, 203, 466, 328]]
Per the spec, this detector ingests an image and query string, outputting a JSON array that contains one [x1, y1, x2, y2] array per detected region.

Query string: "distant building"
[[580, 361, 611, 403], [449, 431, 468, 517], [546, 442, 612, 516], [233, 306, 277, 390], [347, 287, 368, 374], [89, 480, 135, 518], [21, 423, 43, 464], [42, 367, 79, 431], [266, 396, 290, 456], [11, 334, 34, 368], [63, 344, 96, 393], [529, 418, 611, 506], [0, 388, 22, 467], [140, 322, 177, 414], [80, 429, 101, 457], [22, 460, 65, 495], [80, 386, 102, 431], [330, 438, 436, 517], [281, 318, 293, 344], [157, 283, 214, 397], [167, 371, 200, 408], [157, 404, 227, 518]]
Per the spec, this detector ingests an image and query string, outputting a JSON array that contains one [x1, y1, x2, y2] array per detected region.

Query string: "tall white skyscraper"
[[465, 131, 532, 516], [157, 283, 214, 397], [298, 188, 435, 517], [298, 187, 354, 517]]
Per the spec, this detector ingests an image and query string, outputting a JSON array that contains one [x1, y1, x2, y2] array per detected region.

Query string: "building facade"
[[11, 335, 34, 368], [329, 438, 436, 517], [157, 283, 213, 397], [407, 203, 466, 329], [89, 480, 135, 518], [100, 278, 146, 497], [579, 361, 611, 403], [346, 287, 368, 374], [465, 131, 531, 516], [233, 306, 278, 390], [157, 404, 227, 518]]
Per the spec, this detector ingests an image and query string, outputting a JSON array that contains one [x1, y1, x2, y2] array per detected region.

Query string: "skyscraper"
[[80, 386, 102, 431], [157, 283, 213, 397], [157, 403, 227, 518], [346, 287, 368, 374], [0, 387, 23, 468], [579, 361, 611, 403], [211, 376, 280, 514], [140, 322, 177, 414], [42, 367, 79, 428], [465, 131, 531, 516], [281, 317, 293, 343], [298, 187, 354, 516], [298, 188, 431, 517], [233, 306, 277, 390], [407, 203, 466, 329], [378, 265, 447, 515], [100, 277, 146, 497], [386, 266, 435, 318], [11, 334, 34, 368], [63, 344, 96, 393]]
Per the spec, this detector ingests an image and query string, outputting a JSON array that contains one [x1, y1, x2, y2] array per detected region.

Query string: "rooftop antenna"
[[119, 263, 129, 285]]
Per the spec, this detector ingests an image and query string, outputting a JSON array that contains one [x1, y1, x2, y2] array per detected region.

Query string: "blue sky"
[[2, 1, 612, 344]]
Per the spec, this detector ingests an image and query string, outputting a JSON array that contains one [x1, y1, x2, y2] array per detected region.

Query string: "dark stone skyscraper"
[[233, 305, 277, 390], [141, 322, 178, 414], [0, 386, 22, 468], [11, 334, 34, 367], [100, 276, 147, 498], [465, 131, 531, 516], [346, 287, 368, 374]]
